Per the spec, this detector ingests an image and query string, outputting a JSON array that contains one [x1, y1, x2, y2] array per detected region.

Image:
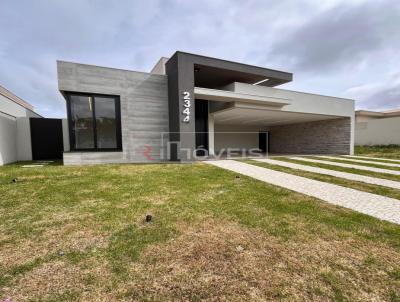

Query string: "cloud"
[[268, 0, 400, 73], [0, 0, 399, 116], [344, 73, 400, 110]]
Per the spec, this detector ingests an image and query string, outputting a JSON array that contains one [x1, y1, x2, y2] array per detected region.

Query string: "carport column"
[[208, 112, 215, 156]]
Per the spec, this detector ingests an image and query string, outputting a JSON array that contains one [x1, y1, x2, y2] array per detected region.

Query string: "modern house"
[[355, 109, 400, 145], [0, 85, 42, 165], [57, 51, 355, 165]]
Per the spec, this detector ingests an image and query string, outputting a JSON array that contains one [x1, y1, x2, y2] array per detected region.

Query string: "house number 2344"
[[182, 91, 191, 123]]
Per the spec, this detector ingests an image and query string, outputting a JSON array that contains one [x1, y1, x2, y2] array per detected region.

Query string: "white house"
[[0, 85, 42, 165], [355, 109, 400, 145]]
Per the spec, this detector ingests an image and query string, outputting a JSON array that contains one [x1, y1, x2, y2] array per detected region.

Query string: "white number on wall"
[[182, 91, 191, 123]]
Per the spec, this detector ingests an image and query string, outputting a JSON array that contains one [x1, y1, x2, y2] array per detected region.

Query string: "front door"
[[259, 131, 269, 154]]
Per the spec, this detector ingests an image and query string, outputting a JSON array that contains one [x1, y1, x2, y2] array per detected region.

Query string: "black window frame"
[[66, 92, 122, 152]]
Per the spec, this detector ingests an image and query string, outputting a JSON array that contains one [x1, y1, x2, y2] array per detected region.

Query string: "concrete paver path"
[[206, 160, 400, 224], [320, 156, 400, 168], [344, 155, 400, 163], [291, 157, 400, 176], [255, 158, 400, 190]]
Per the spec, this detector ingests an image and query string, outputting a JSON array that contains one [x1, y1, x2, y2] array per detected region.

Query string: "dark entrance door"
[[30, 118, 64, 160], [259, 131, 269, 154], [195, 100, 208, 156]]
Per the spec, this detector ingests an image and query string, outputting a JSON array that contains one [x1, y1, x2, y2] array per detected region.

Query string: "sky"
[[0, 0, 399, 118]]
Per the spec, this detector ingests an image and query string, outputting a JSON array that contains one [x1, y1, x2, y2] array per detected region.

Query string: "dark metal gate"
[[30, 118, 64, 160]]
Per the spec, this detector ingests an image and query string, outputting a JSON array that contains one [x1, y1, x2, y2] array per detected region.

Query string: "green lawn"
[[356, 145, 400, 160], [0, 162, 399, 301]]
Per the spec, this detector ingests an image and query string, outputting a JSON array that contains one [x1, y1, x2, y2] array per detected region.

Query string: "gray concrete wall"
[[58, 61, 169, 164], [62, 118, 70, 152], [63, 151, 125, 165], [269, 118, 351, 155], [355, 116, 400, 145]]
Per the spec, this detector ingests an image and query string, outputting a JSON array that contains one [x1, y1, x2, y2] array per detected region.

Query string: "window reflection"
[[95, 97, 117, 149], [68, 94, 120, 150], [70, 95, 95, 149]]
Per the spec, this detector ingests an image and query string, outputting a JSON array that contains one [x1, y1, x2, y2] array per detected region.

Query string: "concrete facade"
[[58, 61, 169, 163], [57, 52, 355, 165], [165, 52, 292, 161]]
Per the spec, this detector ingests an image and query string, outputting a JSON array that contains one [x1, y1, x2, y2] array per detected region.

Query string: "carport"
[[210, 103, 346, 156], [194, 84, 352, 157]]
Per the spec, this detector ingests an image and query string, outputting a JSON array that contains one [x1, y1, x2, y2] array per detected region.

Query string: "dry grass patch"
[[122, 219, 400, 301], [0, 219, 107, 269], [5, 261, 86, 301], [1, 162, 399, 301]]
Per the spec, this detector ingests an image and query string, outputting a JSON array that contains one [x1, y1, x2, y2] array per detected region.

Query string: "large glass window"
[[67, 93, 121, 151], [95, 97, 118, 149], [70, 95, 95, 149]]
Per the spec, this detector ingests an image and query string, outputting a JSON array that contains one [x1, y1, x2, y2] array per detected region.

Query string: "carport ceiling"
[[213, 107, 341, 126]]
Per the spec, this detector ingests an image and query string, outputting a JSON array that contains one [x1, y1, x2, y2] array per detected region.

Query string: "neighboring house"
[[355, 109, 400, 145], [0, 85, 42, 165], [57, 51, 355, 165]]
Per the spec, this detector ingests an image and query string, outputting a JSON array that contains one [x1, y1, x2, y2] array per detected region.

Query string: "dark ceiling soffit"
[[173, 51, 293, 86]]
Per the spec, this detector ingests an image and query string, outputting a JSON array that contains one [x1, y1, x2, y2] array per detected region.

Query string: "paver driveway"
[[320, 156, 400, 168], [255, 158, 400, 189], [291, 157, 400, 176], [207, 160, 400, 225], [344, 155, 400, 163]]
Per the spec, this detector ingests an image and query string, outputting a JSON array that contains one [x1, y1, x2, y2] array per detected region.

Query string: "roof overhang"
[[0, 84, 35, 111], [168, 51, 293, 88], [355, 110, 385, 117], [194, 87, 290, 107], [356, 110, 400, 118], [212, 104, 343, 127]]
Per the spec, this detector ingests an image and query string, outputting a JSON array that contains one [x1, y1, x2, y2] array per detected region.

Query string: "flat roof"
[[356, 109, 400, 117], [168, 51, 293, 88]]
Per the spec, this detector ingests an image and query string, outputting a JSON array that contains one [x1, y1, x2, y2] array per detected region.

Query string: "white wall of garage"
[[214, 124, 263, 152], [0, 94, 40, 118], [355, 116, 400, 145], [0, 115, 35, 165], [0, 112, 17, 165], [0, 93, 42, 165], [16, 117, 33, 161]]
